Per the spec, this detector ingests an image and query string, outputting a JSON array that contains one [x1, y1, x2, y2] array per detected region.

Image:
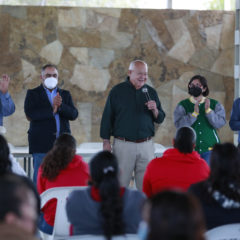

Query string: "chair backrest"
[[205, 223, 240, 240], [40, 186, 87, 239], [59, 234, 139, 240]]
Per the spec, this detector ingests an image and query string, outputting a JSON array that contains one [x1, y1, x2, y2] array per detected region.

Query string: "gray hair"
[[128, 60, 148, 71]]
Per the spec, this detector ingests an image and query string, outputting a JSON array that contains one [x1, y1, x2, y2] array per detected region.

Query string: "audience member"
[[174, 75, 226, 164], [66, 151, 146, 239], [0, 134, 26, 176], [0, 174, 40, 236], [139, 190, 206, 240], [189, 143, 240, 229], [37, 133, 89, 234], [24, 64, 78, 184], [143, 127, 210, 197]]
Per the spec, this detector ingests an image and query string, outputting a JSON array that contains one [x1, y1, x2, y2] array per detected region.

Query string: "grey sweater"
[[66, 187, 146, 235]]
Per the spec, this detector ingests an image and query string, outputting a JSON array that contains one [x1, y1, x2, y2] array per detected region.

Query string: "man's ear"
[[128, 70, 132, 77], [172, 139, 175, 147], [5, 212, 18, 225]]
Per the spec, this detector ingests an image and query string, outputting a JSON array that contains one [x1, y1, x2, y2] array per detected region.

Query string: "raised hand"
[[53, 92, 62, 113], [0, 74, 10, 94]]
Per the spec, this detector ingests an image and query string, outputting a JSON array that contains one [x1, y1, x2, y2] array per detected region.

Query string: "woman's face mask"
[[44, 77, 58, 90], [188, 86, 202, 97]]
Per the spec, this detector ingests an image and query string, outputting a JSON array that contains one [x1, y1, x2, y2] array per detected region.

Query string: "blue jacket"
[[0, 92, 15, 126], [24, 85, 78, 153], [229, 98, 240, 143]]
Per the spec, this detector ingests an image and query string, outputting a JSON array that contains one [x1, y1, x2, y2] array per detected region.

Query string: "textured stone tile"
[[195, 10, 223, 28], [58, 8, 86, 28], [211, 48, 234, 77], [205, 24, 222, 50], [189, 47, 219, 71], [70, 102, 92, 143], [85, 9, 119, 33], [141, 11, 174, 51], [59, 28, 101, 48], [4, 90, 29, 146], [70, 64, 110, 92], [220, 13, 234, 50], [69, 47, 89, 65], [165, 18, 188, 44], [89, 48, 114, 68], [21, 59, 38, 84], [2, 6, 27, 19], [40, 40, 63, 65], [168, 32, 195, 63], [93, 8, 121, 18], [101, 31, 133, 49], [118, 9, 139, 33]]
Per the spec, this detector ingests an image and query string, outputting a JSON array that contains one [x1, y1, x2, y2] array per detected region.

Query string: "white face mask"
[[44, 77, 58, 90]]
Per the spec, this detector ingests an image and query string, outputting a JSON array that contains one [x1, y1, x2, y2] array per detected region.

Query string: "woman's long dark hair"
[[147, 191, 205, 240], [0, 135, 11, 175], [41, 133, 76, 180], [207, 143, 240, 201], [89, 151, 124, 240]]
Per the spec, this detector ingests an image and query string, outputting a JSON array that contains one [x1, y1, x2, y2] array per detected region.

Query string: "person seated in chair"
[[0, 174, 40, 238], [37, 133, 89, 234], [66, 151, 146, 238], [143, 126, 210, 197], [138, 190, 206, 240], [189, 143, 240, 230]]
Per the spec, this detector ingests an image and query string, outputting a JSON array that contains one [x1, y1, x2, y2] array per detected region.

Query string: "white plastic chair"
[[40, 186, 87, 240], [205, 223, 240, 240]]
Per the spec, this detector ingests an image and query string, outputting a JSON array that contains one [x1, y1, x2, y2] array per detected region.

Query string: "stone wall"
[[0, 6, 235, 146]]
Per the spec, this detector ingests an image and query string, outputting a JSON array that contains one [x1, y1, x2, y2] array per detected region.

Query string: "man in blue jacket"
[[24, 64, 78, 183]]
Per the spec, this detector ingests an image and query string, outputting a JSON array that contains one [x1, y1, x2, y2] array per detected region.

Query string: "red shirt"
[[143, 148, 210, 197], [37, 155, 90, 226]]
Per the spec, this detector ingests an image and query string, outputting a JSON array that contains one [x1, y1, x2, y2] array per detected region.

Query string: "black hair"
[[89, 151, 124, 240], [0, 173, 40, 222], [207, 143, 240, 201], [174, 127, 196, 153], [188, 75, 209, 97], [147, 190, 205, 240], [0, 135, 12, 175], [41, 133, 76, 180]]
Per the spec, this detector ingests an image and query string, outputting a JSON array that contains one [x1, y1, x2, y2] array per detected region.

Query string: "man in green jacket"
[[100, 60, 165, 190]]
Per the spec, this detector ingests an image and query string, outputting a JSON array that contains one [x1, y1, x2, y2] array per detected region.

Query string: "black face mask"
[[189, 86, 202, 97]]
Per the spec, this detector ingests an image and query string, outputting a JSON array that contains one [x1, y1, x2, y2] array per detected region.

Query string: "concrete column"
[[234, 0, 240, 144], [167, 0, 172, 9]]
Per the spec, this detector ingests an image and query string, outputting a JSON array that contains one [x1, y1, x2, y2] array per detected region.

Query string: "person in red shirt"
[[143, 126, 210, 197], [37, 133, 89, 234]]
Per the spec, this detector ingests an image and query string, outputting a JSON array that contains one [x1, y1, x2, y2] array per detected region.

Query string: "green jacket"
[[100, 78, 165, 141]]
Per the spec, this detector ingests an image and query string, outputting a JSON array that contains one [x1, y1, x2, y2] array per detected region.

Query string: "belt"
[[115, 136, 152, 143]]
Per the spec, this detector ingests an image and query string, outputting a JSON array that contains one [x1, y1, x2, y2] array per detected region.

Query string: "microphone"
[[142, 87, 151, 101]]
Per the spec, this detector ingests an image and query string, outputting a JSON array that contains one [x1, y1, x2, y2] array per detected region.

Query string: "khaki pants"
[[113, 138, 155, 191]]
